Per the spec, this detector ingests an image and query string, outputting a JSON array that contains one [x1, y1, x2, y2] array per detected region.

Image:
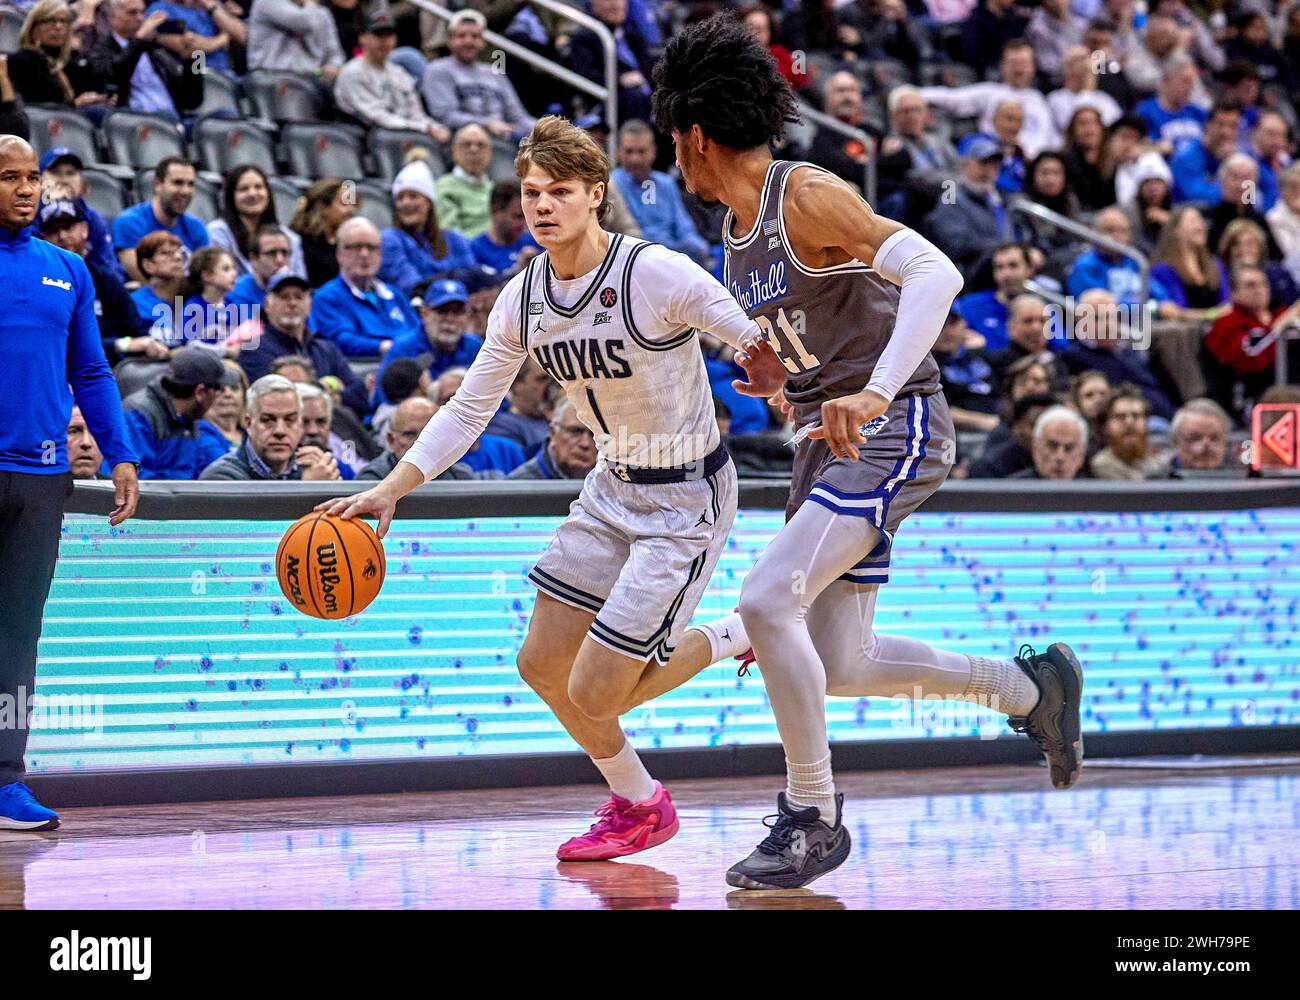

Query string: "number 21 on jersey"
[[755, 307, 820, 374]]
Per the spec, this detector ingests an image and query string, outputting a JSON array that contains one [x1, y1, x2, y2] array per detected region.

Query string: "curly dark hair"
[[651, 13, 799, 151]]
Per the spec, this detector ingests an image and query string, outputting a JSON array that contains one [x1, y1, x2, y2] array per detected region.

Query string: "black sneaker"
[[1007, 642, 1084, 789], [725, 793, 851, 890]]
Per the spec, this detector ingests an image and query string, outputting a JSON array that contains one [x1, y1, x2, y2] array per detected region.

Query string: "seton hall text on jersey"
[[729, 261, 789, 312], [532, 337, 634, 382]]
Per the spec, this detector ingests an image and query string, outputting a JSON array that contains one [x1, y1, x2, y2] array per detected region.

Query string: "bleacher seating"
[[281, 123, 366, 181], [103, 112, 186, 173], [193, 118, 278, 178]]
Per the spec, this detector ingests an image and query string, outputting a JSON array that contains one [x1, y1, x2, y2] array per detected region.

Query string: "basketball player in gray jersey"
[[652, 15, 1085, 889]]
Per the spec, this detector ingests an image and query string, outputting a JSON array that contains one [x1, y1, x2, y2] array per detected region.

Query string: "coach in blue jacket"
[[0, 136, 139, 832]]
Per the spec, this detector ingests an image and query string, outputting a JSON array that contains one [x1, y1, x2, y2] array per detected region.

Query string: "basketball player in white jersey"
[[649, 16, 1085, 889], [319, 116, 787, 862]]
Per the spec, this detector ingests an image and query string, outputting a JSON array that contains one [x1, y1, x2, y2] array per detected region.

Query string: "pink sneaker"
[[556, 782, 680, 861]]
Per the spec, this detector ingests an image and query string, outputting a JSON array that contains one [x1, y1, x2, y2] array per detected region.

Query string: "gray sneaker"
[[725, 793, 851, 890], [1007, 642, 1084, 789]]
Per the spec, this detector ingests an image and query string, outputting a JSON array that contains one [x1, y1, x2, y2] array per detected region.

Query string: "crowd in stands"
[[5, 0, 1300, 483]]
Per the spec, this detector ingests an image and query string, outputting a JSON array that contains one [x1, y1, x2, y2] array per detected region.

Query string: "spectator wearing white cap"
[[378, 155, 476, 295]]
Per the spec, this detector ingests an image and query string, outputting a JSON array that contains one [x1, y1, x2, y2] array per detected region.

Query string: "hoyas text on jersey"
[[532, 338, 633, 382]]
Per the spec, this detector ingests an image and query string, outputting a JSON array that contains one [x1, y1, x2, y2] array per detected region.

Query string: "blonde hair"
[[515, 116, 611, 222], [20, 0, 74, 104]]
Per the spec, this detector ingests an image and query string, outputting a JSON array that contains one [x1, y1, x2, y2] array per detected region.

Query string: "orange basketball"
[[275, 512, 386, 620]]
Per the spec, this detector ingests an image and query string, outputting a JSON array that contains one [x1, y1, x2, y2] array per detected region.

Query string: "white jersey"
[[402, 233, 761, 478]]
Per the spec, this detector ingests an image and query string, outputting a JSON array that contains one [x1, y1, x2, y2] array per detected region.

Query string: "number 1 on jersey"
[[755, 307, 820, 374]]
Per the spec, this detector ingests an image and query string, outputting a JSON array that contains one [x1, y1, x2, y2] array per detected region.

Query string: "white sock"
[[591, 740, 656, 803], [786, 755, 837, 825], [689, 613, 749, 662], [964, 655, 1040, 716]]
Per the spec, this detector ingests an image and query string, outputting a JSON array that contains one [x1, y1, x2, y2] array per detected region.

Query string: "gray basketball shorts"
[[787, 390, 954, 585], [527, 459, 738, 665]]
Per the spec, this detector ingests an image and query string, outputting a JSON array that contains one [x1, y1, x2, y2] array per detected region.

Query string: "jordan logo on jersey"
[[533, 338, 633, 382]]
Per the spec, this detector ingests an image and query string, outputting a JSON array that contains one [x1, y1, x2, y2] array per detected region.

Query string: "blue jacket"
[[0, 225, 138, 474], [458, 433, 525, 475], [611, 168, 710, 260], [238, 321, 370, 417], [378, 227, 477, 295], [470, 230, 538, 273], [310, 276, 422, 357], [1066, 251, 1170, 306], [955, 289, 1010, 352], [1135, 98, 1207, 149], [227, 272, 267, 310], [703, 354, 769, 436], [1170, 142, 1223, 205], [123, 382, 232, 480]]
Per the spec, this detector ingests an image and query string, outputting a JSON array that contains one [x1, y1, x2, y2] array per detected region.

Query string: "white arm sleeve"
[[865, 228, 964, 404], [629, 244, 762, 350], [399, 283, 528, 481]]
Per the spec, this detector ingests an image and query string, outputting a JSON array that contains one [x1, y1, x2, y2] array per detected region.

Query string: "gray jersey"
[[722, 160, 941, 429]]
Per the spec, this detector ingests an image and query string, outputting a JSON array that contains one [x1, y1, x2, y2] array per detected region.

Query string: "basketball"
[[275, 512, 386, 620]]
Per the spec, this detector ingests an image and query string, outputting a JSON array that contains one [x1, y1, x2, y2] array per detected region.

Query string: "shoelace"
[[584, 799, 632, 834], [736, 651, 756, 678], [755, 810, 801, 856], [1018, 643, 1037, 662], [1, 781, 37, 804]]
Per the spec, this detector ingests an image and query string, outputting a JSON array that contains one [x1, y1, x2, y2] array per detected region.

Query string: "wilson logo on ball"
[[316, 542, 341, 616]]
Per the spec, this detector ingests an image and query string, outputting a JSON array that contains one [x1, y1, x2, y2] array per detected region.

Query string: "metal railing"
[[1009, 199, 1152, 302], [796, 101, 876, 206], [407, 0, 618, 163]]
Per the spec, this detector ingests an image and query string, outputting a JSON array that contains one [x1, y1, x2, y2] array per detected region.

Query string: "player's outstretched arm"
[[788, 170, 963, 459]]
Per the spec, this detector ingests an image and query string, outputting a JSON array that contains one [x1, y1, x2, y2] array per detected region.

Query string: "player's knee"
[[567, 674, 622, 721], [738, 567, 799, 628], [517, 645, 564, 696]]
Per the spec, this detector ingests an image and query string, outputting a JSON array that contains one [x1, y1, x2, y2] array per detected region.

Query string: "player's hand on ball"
[[315, 485, 398, 538], [733, 335, 788, 398], [808, 388, 890, 461]]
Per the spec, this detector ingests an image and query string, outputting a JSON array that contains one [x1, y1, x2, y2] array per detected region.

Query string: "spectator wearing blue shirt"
[[130, 229, 185, 340], [470, 180, 540, 275], [379, 157, 477, 295], [1059, 289, 1175, 420], [312, 216, 422, 357], [988, 106, 1027, 196], [177, 246, 240, 346], [143, 0, 246, 75], [378, 278, 483, 405], [1170, 103, 1242, 205], [1134, 57, 1208, 151], [39, 147, 124, 283], [0, 136, 139, 832], [955, 242, 1032, 352], [611, 120, 711, 267], [432, 367, 525, 475], [122, 345, 235, 479], [931, 310, 1001, 433], [112, 156, 210, 282], [227, 225, 294, 312], [239, 273, 370, 417], [1067, 208, 1166, 306], [700, 339, 769, 436]]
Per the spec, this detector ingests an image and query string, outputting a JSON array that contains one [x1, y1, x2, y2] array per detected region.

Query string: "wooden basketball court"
[[4, 755, 1297, 910]]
